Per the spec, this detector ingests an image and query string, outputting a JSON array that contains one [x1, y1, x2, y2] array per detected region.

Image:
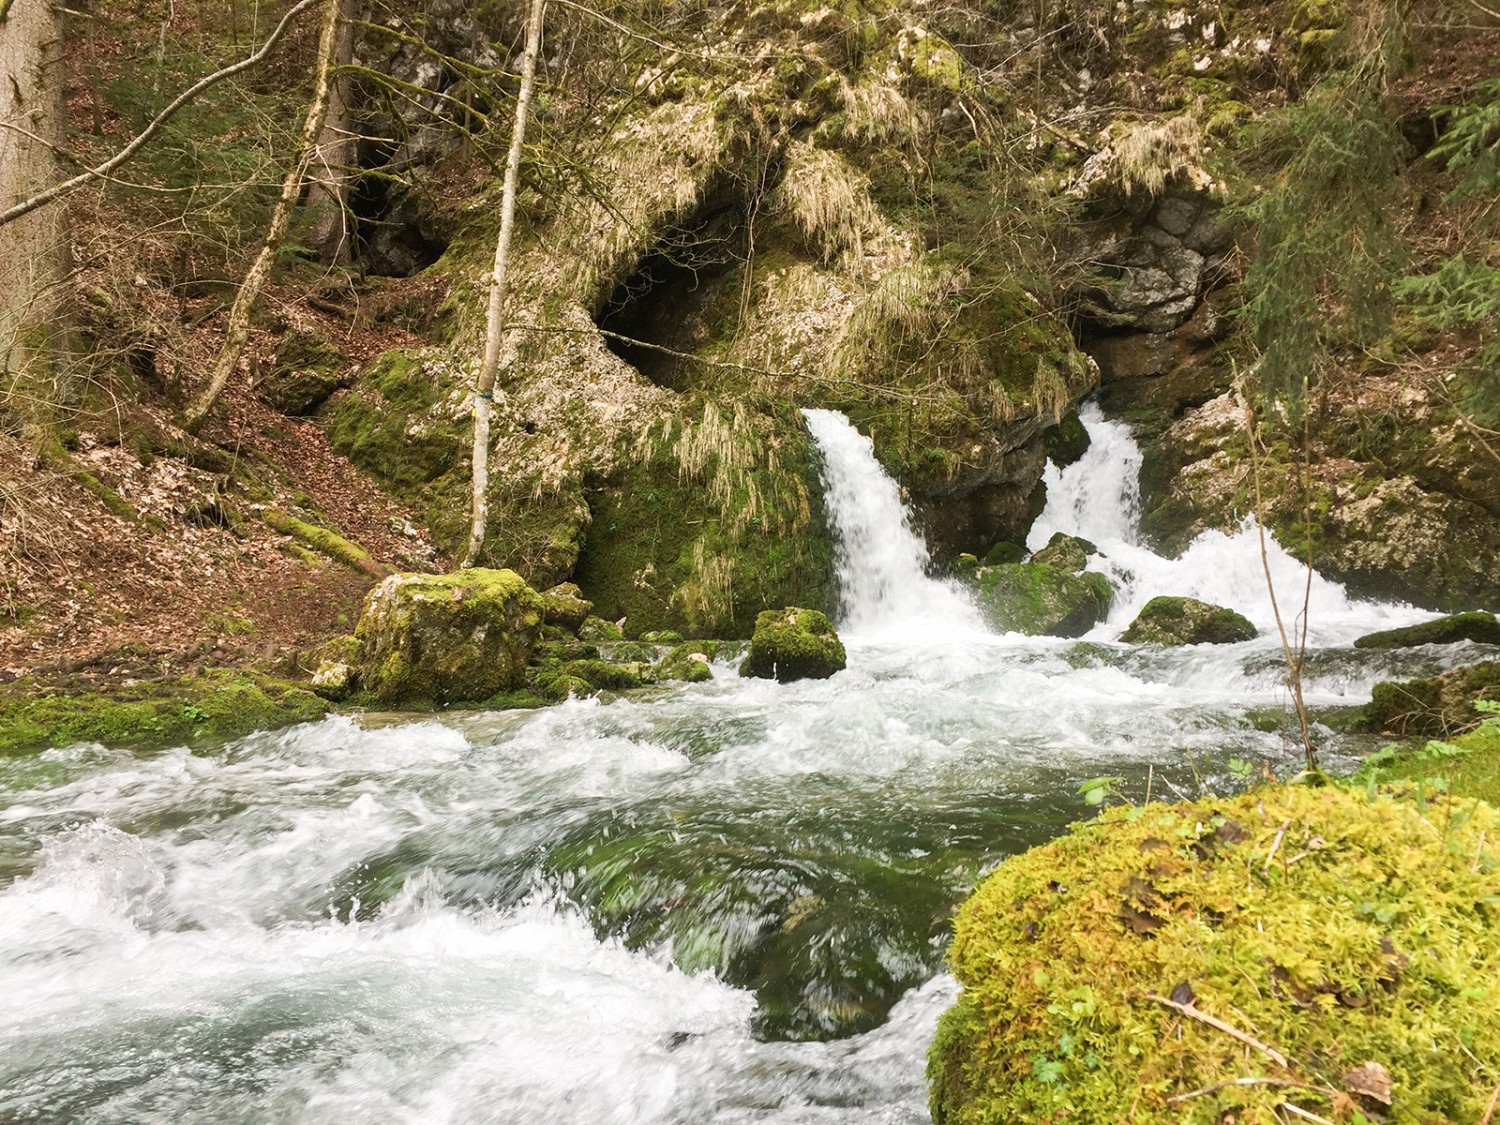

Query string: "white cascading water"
[[1028, 404, 1432, 644], [802, 408, 985, 638], [1, 406, 1484, 1125]]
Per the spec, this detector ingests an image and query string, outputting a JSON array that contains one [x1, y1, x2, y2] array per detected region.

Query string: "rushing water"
[[1, 408, 1491, 1124]]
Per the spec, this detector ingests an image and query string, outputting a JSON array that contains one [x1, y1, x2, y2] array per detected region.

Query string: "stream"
[[1, 406, 1489, 1124]]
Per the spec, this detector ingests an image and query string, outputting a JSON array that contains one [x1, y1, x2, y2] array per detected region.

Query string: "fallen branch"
[[0, 0, 319, 228], [1142, 993, 1292, 1069], [1168, 1077, 1326, 1105]]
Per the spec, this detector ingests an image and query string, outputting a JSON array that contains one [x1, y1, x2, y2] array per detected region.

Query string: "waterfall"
[[1028, 404, 1431, 644], [802, 409, 985, 638]]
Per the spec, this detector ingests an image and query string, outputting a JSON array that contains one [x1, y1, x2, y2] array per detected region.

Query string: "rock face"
[[1354, 612, 1500, 651], [355, 569, 545, 705], [739, 608, 846, 683], [930, 786, 1500, 1124], [1121, 596, 1257, 645], [1365, 661, 1500, 737]]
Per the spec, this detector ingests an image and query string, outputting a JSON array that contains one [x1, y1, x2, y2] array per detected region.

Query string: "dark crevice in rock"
[[351, 137, 451, 277]]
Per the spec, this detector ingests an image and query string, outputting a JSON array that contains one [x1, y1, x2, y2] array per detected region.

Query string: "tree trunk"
[[0, 0, 71, 403], [304, 0, 355, 264], [181, 0, 345, 433], [463, 0, 547, 568]]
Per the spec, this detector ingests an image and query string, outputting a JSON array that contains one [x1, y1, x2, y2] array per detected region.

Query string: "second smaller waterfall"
[[802, 409, 985, 638]]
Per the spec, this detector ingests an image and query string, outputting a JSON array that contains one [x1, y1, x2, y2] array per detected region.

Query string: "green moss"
[[1354, 612, 1500, 651], [1121, 596, 1259, 646], [739, 607, 846, 682], [0, 671, 329, 756], [657, 640, 718, 683], [1029, 532, 1096, 575], [1043, 411, 1091, 468], [263, 508, 375, 573], [573, 398, 836, 638], [1365, 662, 1500, 738], [971, 562, 1113, 637], [930, 785, 1500, 1124]]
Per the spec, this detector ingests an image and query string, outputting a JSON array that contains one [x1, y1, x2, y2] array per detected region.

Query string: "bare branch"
[[0, 0, 319, 229]]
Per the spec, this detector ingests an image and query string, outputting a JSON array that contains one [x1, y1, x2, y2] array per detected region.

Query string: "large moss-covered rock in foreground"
[[1121, 596, 1257, 645], [972, 562, 1113, 638], [739, 608, 846, 683], [929, 786, 1500, 1125], [1354, 611, 1500, 651], [1365, 661, 1500, 737], [355, 568, 545, 705]]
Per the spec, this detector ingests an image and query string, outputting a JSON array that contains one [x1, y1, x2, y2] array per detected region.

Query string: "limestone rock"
[[1353, 612, 1500, 651], [1121, 596, 1257, 645], [1365, 661, 1500, 737], [355, 568, 544, 705], [658, 641, 718, 683], [1030, 532, 1097, 574], [578, 615, 626, 642], [540, 582, 593, 633], [739, 608, 847, 682], [972, 562, 1113, 638]]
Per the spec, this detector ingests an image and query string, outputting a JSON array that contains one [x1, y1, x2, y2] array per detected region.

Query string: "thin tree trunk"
[[463, 0, 546, 568], [304, 0, 355, 264], [181, 0, 343, 433], [0, 0, 69, 391]]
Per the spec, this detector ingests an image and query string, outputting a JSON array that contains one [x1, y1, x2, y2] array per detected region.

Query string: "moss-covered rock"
[[578, 615, 625, 642], [0, 671, 329, 756], [739, 607, 847, 682], [971, 562, 1113, 637], [657, 640, 718, 683], [354, 568, 544, 705], [1029, 532, 1097, 574], [929, 785, 1500, 1125], [1354, 611, 1500, 651], [1043, 410, 1091, 468], [982, 540, 1025, 566], [1121, 596, 1258, 645], [256, 328, 349, 416], [1365, 661, 1500, 737], [540, 582, 594, 633]]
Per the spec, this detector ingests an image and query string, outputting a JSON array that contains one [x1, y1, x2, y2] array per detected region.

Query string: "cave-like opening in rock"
[[595, 192, 749, 388]]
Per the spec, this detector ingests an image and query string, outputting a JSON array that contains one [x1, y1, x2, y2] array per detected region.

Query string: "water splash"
[[1028, 404, 1432, 644], [802, 409, 984, 639]]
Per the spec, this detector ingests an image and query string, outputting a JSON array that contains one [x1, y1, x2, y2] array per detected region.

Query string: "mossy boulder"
[[578, 615, 626, 642], [1354, 611, 1500, 651], [309, 634, 361, 701], [540, 582, 594, 633], [1365, 661, 1500, 737], [982, 540, 1025, 566], [929, 785, 1500, 1125], [354, 568, 545, 705], [972, 563, 1113, 637], [1030, 532, 1097, 574], [1043, 410, 1091, 468], [739, 608, 847, 682], [0, 671, 329, 756], [256, 328, 349, 416], [657, 640, 718, 683], [1121, 596, 1258, 645]]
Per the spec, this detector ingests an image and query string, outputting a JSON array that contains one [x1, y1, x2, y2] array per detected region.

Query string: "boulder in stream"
[[739, 608, 846, 682], [1353, 611, 1500, 651], [1029, 532, 1098, 574], [971, 563, 1113, 638], [355, 568, 545, 705], [1365, 661, 1500, 737], [1120, 596, 1257, 645], [540, 582, 594, 634]]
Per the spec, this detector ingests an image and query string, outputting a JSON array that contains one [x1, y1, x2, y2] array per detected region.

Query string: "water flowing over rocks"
[[1121, 596, 1258, 646]]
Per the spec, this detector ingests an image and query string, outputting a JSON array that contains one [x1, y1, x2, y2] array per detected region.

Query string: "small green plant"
[[1077, 775, 1125, 807]]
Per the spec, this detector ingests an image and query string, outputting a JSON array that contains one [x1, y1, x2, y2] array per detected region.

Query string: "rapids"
[[0, 407, 1485, 1124]]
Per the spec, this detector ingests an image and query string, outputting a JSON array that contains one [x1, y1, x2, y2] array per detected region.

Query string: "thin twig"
[[1168, 1077, 1326, 1105], [0, 0, 320, 229], [1143, 994, 1291, 1069], [1264, 817, 1292, 874], [1480, 1080, 1500, 1125], [1278, 1103, 1335, 1125]]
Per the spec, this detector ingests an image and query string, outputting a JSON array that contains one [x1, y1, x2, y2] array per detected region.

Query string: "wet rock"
[[540, 582, 593, 633], [971, 562, 1113, 638], [355, 568, 544, 705], [578, 615, 626, 642], [658, 641, 718, 683], [1365, 661, 1500, 737], [1030, 532, 1097, 574], [1120, 596, 1257, 645], [1353, 612, 1500, 651], [1044, 411, 1092, 468], [255, 329, 350, 416], [739, 608, 847, 682]]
